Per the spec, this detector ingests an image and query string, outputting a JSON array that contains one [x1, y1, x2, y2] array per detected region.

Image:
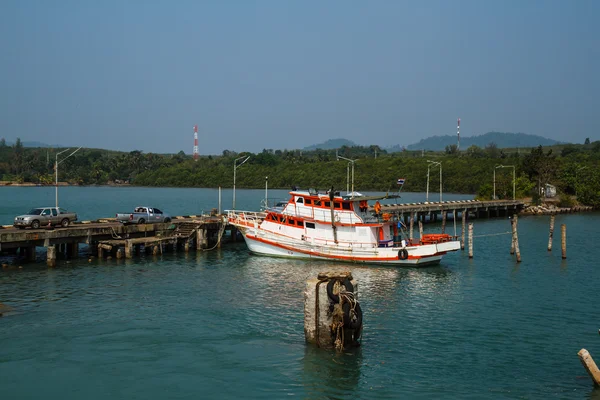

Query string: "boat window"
[[342, 202, 351, 210], [305, 199, 312, 205], [296, 197, 304, 203], [334, 202, 341, 209], [279, 216, 286, 223], [325, 201, 330, 207], [314, 200, 321, 206], [306, 222, 315, 229], [296, 221, 304, 227]]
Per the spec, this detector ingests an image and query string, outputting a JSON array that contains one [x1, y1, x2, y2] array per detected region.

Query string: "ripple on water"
[[2, 214, 600, 398]]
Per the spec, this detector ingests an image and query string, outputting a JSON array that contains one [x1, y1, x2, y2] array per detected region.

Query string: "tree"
[[485, 142, 499, 158], [521, 145, 558, 195], [0, 138, 5, 147], [445, 144, 458, 155]]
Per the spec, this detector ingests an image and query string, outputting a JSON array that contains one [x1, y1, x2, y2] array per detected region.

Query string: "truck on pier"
[[116, 207, 171, 225], [14, 207, 78, 229]]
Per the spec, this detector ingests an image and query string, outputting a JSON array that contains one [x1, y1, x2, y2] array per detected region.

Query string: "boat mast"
[[329, 188, 338, 243]]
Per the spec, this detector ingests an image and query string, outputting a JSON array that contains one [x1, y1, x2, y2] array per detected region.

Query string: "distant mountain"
[[392, 132, 562, 152], [3, 139, 64, 148], [303, 138, 357, 151]]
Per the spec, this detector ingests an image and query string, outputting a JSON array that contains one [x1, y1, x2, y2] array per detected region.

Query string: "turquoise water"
[[2, 187, 600, 399], [0, 186, 470, 225]]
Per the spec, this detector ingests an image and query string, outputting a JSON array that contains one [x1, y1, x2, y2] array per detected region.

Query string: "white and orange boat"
[[227, 189, 461, 266]]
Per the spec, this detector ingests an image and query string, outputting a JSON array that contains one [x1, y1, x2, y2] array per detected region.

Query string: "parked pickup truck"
[[14, 207, 78, 229], [116, 207, 172, 224]]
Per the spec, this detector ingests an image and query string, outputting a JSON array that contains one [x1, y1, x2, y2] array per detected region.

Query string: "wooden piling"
[[547, 214, 555, 252], [461, 209, 466, 250], [441, 210, 447, 234], [510, 219, 515, 255], [409, 212, 414, 242], [561, 224, 567, 259], [512, 214, 521, 263], [47, 245, 56, 267], [468, 223, 473, 258], [418, 220, 423, 242], [125, 240, 133, 259], [578, 349, 600, 387], [197, 228, 208, 250]]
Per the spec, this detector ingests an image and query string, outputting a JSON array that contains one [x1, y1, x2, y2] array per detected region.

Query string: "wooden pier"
[[0, 199, 524, 266], [0, 216, 236, 266], [375, 199, 525, 223]]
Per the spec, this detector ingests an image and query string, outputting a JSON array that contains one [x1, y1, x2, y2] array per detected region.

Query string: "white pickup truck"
[[115, 207, 172, 224]]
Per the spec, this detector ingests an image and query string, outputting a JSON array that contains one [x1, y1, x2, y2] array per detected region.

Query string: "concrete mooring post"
[[409, 212, 414, 242], [561, 224, 567, 259], [578, 349, 600, 387], [548, 214, 556, 251], [468, 223, 474, 258], [46, 245, 56, 267], [418, 220, 423, 242], [304, 271, 362, 351], [512, 214, 521, 263]]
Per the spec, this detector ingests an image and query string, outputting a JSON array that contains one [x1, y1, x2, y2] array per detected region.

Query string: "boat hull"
[[239, 228, 458, 266]]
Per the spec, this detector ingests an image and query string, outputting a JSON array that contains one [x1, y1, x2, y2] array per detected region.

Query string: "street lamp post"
[[495, 165, 516, 200], [233, 155, 250, 210], [265, 176, 269, 208], [337, 154, 357, 196], [55, 147, 82, 208], [427, 160, 442, 203]]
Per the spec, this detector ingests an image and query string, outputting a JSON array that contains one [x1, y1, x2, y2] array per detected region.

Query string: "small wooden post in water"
[[409, 212, 414, 242], [441, 210, 447, 234], [548, 214, 555, 251], [561, 224, 567, 259], [461, 209, 466, 250], [468, 223, 473, 258], [512, 214, 521, 263], [418, 220, 423, 242], [510, 219, 515, 255], [578, 349, 600, 387]]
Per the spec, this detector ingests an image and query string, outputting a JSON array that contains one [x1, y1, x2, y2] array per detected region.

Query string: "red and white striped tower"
[[193, 125, 198, 161], [457, 118, 461, 151]]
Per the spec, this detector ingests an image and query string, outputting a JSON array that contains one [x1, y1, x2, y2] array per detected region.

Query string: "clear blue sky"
[[1, 0, 598, 154]]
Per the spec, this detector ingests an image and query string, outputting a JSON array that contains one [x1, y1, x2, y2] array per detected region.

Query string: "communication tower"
[[193, 125, 198, 161], [457, 118, 461, 151]]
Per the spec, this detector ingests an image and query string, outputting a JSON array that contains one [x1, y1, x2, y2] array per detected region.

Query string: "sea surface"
[[1, 187, 600, 399]]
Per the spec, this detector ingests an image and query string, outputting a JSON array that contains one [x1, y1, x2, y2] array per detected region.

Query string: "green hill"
[[393, 132, 562, 152], [303, 138, 357, 151]]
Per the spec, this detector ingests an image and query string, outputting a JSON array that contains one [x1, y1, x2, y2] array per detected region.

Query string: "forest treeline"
[[1, 137, 600, 207]]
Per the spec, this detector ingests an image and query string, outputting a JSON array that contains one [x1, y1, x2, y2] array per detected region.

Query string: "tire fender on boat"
[[398, 248, 409, 260]]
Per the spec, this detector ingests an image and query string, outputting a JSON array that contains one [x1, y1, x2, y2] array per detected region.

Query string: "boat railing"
[[226, 210, 267, 224]]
